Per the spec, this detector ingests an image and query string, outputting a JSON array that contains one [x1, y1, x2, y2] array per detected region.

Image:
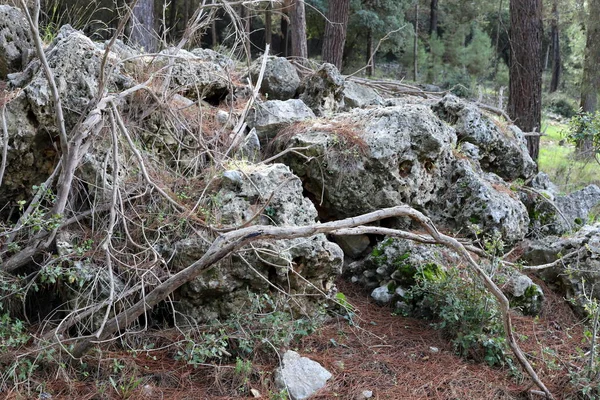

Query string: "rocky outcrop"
[[157, 47, 230, 103], [166, 163, 343, 322], [276, 103, 530, 243], [522, 224, 600, 314], [524, 182, 600, 237], [247, 99, 315, 141], [0, 6, 32, 79], [433, 94, 536, 181], [299, 63, 345, 117], [341, 80, 383, 111], [249, 56, 300, 100]]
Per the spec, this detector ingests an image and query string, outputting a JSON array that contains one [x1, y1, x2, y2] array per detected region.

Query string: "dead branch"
[[64, 205, 553, 398]]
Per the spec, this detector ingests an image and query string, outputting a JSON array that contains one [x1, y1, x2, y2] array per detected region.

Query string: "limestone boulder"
[[0, 5, 32, 78], [522, 224, 600, 314], [166, 163, 343, 322], [157, 47, 229, 103], [433, 94, 536, 181], [274, 350, 332, 400], [299, 63, 345, 116], [341, 81, 383, 111], [247, 99, 315, 141], [276, 103, 530, 243], [249, 56, 300, 100]]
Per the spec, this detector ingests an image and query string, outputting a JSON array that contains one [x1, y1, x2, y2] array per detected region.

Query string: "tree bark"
[[241, 4, 251, 57], [508, 0, 543, 161], [280, 10, 289, 56], [290, 0, 308, 60], [429, 0, 438, 36], [578, 0, 600, 156], [322, 0, 351, 71], [413, 0, 419, 81], [265, 3, 272, 46], [129, 0, 156, 52], [549, 0, 561, 93], [366, 28, 374, 76]]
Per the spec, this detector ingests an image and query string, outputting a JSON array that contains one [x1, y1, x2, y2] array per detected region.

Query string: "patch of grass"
[[538, 119, 600, 193]]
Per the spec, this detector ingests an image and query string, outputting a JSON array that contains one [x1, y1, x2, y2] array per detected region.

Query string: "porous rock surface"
[[247, 99, 315, 141], [522, 223, 600, 313], [249, 56, 300, 100], [165, 163, 343, 322], [276, 101, 530, 243], [0, 5, 32, 78]]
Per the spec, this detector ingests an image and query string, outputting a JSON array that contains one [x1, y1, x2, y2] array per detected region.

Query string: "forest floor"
[[12, 278, 586, 400]]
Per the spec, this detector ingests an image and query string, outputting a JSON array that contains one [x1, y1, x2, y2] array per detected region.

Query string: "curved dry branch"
[[64, 205, 553, 399]]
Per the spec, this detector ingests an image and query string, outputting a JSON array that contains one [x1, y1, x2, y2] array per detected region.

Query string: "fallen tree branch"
[[65, 205, 553, 398]]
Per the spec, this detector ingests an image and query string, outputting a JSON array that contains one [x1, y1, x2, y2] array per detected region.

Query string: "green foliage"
[[565, 111, 600, 155], [175, 331, 230, 366], [544, 92, 578, 118], [400, 266, 511, 367]]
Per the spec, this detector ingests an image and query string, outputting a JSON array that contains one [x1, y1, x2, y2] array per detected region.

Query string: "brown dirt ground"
[[3, 277, 588, 400]]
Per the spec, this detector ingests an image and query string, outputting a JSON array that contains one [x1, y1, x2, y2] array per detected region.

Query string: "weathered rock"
[[249, 56, 300, 100], [332, 234, 370, 259], [370, 285, 394, 303], [525, 184, 600, 237], [521, 224, 600, 314], [299, 63, 345, 116], [166, 163, 343, 322], [503, 272, 544, 315], [347, 238, 458, 290], [157, 47, 229, 103], [433, 94, 536, 181], [277, 103, 530, 242], [341, 81, 383, 111], [556, 185, 600, 229], [274, 350, 332, 400], [247, 99, 315, 141], [191, 47, 235, 70], [0, 5, 33, 78], [436, 160, 530, 243]]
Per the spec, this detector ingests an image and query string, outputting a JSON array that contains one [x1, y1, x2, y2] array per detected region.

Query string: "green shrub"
[[544, 92, 578, 118], [400, 265, 511, 367]]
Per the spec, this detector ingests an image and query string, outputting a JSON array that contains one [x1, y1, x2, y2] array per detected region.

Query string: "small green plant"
[[400, 265, 511, 367], [175, 331, 230, 366], [565, 111, 600, 159], [108, 375, 143, 399]]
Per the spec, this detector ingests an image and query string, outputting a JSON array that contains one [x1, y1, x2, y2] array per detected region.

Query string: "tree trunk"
[[413, 0, 419, 82], [241, 4, 251, 57], [492, 0, 504, 78], [265, 3, 272, 46], [211, 0, 218, 48], [366, 28, 374, 76], [280, 11, 289, 56], [578, 0, 600, 156], [290, 0, 308, 60], [129, 0, 156, 52], [549, 0, 561, 93], [508, 0, 543, 161], [429, 0, 438, 36], [322, 0, 351, 71]]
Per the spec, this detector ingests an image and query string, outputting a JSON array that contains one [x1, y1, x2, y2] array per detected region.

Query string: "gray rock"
[[276, 102, 529, 242], [526, 184, 600, 237], [0, 5, 33, 78], [529, 172, 559, 197], [157, 47, 229, 102], [433, 94, 536, 180], [503, 273, 544, 315], [247, 99, 315, 141], [274, 350, 332, 400], [166, 164, 343, 322], [299, 63, 345, 116], [521, 224, 600, 314], [190, 47, 235, 69], [332, 234, 370, 258], [371, 285, 394, 303], [249, 56, 300, 100], [556, 185, 600, 229], [436, 159, 530, 243], [341, 81, 383, 111], [240, 128, 261, 162]]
